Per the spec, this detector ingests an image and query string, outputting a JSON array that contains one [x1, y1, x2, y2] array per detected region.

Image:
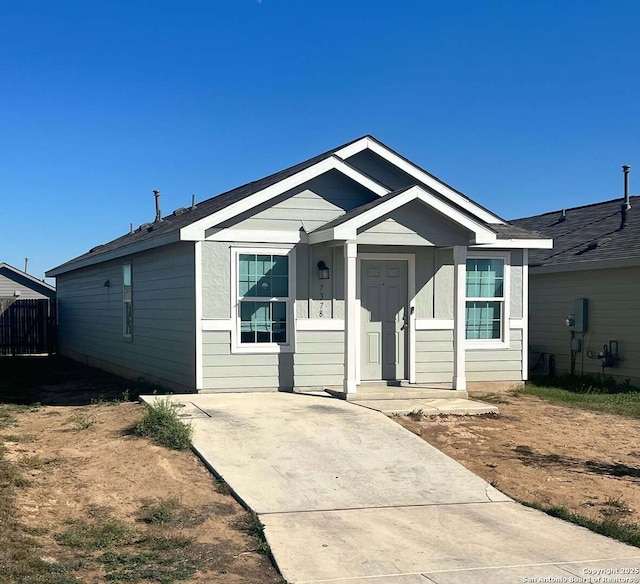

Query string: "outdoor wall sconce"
[[103, 279, 110, 287], [317, 260, 330, 280]]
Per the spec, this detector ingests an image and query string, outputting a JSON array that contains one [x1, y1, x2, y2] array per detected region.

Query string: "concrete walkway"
[[142, 392, 640, 583]]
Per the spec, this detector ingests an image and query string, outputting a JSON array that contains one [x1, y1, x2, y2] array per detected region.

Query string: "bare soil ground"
[[397, 390, 640, 527], [0, 356, 282, 583]]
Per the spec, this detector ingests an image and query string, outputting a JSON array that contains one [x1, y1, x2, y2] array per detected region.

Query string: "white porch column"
[[343, 240, 358, 394], [453, 245, 467, 391]]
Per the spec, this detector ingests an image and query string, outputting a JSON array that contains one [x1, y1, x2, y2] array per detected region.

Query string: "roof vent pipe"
[[153, 190, 161, 222], [620, 165, 631, 230], [623, 165, 631, 210]]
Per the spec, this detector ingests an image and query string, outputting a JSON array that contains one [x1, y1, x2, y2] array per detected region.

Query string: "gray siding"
[[56, 242, 196, 390], [415, 328, 524, 385], [416, 330, 454, 384], [529, 267, 640, 384], [466, 329, 523, 382], [202, 241, 232, 319], [218, 170, 377, 233], [0, 272, 53, 300], [357, 201, 470, 247], [201, 330, 343, 392]]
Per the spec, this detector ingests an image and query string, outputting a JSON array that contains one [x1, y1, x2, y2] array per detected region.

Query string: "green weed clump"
[[134, 398, 193, 450], [57, 518, 136, 550]]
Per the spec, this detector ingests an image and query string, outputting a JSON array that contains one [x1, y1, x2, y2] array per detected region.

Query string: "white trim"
[[334, 137, 368, 159], [309, 185, 497, 246], [522, 249, 529, 381], [296, 319, 344, 331], [416, 318, 454, 330], [509, 318, 525, 330], [336, 137, 505, 225], [201, 319, 234, 331], [357, 253, 416, 384], [230, 246, 296, 354], [471, 238, 552, 250], [46, 231, 181, 277], [452, 246, 467, 390], [206, 228, 306, 244], [180, 156, 389, 241], [194, 241, 203, 390], [344, 241, 358, 394], [464, 250, 511, 350]]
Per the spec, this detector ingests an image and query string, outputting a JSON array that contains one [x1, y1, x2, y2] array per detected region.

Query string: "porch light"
[[317, 260, 330, 280]]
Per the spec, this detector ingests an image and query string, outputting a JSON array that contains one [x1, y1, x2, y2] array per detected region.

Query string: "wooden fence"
[[0, 299, 57, 355]]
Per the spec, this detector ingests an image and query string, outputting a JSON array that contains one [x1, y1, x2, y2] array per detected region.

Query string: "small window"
[[236, 251, 290, 349], [123, 265, 132, 337], [465, 258, 504, 340]]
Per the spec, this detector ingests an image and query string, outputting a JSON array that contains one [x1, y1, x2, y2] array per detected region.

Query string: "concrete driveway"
[[147, 392, 640, 583]]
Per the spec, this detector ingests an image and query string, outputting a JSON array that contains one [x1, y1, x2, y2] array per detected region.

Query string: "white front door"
[[360, 260, 408, 381]]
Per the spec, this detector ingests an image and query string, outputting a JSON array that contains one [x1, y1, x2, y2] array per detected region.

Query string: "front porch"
[[322, 382, 499, 415], [308, 184, 500, 397]]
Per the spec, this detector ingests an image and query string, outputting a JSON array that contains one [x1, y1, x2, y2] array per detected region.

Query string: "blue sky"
[[1, 0, 639, 282]]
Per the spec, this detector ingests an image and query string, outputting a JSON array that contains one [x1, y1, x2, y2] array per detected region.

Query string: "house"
[[0, 262, 57, 355], [46, 136, 551, 395], [0, 263, 56, 301], [512, 171, 639, 385]]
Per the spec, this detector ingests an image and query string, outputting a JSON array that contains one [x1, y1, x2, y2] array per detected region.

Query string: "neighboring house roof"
[[0, 263, 56, 298], [47, 136, 548, 277], [512, 195, 640, 271]]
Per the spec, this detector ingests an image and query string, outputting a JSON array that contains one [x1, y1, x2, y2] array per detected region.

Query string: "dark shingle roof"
[[48, 136, 368, 274], [511, 196, 640, 267]]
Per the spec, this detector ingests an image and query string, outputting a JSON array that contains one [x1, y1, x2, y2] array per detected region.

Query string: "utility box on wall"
[[573, 298, 588, 333]]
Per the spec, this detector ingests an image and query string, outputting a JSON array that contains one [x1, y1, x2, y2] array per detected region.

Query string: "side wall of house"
[[56, 242, 196, 392], [529, 266, 640, 385]]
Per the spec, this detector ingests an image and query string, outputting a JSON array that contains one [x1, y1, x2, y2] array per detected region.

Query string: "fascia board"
[[471, 238, 554, 250], [334, 137, 369, 159], [46, 231, 182, 277], [365, 140, 506, 225], [180, 156, 389, 241]]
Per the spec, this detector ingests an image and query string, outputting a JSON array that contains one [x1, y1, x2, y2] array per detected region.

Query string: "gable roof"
[[0, 263, 56, 297], [47, 135, 542, 277], [512, 196, 640, 270], [309, 185, 498, 244]]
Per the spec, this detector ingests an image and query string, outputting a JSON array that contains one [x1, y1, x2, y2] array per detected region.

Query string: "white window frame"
[[122, 263, 132, 339], [230, 246, 296, 354], [465, 250, 510, 350]]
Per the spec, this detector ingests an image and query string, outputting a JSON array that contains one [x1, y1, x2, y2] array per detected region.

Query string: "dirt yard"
[[398, 390, 640, 527], [0, 357, 282, 584]]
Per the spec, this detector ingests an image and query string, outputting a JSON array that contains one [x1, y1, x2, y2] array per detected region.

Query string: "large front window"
[[465, 258, 504, 340], [237, 252, 290, 347]]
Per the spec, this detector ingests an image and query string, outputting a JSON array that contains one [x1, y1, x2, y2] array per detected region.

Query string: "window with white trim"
[[236, 251, 290, 347], [465, 257, 504, 340], [123, 264, 132, 337]]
